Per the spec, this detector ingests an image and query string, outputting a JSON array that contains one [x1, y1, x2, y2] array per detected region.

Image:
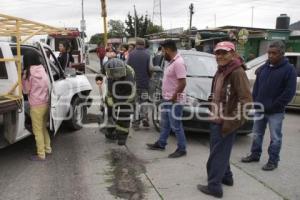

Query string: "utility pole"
[[152, 0, 162, 29], [80, 0, 86, 40], [251, 6, 254, 27], [134, 5, 137, 38], [189, 3, 194, 31], [100, 0, 107, 46]]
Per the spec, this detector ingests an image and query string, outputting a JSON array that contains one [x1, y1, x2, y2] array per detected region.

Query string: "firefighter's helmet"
[[104, 58, 126, 79]]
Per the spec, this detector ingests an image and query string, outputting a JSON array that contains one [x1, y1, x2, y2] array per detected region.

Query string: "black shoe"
[[197, 184, 223, 198], [222, 177, 234, 186], [241, 154, 260, 163], [104, 130, 117, 140], [146, 142, 165, 151], [142, 120, 150, 128], [262, 162, 278, 171], [117, 134, 127, 146], [168, 149, 186, 158]]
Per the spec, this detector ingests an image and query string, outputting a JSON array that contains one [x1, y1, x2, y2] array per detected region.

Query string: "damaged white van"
[[0, 42, 92, 148]]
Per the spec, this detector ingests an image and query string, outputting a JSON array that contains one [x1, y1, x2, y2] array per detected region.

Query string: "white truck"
[[0, 41, 92, 148]]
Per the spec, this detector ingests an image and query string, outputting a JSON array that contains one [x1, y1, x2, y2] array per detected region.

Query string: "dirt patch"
[[106, 148, 147, 200]]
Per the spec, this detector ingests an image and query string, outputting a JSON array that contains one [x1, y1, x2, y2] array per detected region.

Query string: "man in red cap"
[[197, 41, 252, 198]]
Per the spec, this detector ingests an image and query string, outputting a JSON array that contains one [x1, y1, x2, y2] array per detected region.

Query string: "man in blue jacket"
[[241, 40, 297, 171]]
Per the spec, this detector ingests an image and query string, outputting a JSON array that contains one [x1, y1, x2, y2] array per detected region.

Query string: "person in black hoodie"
[[241, 40, 297, 171]]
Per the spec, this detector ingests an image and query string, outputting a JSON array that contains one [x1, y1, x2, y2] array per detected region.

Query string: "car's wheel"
[[67, 97, 87, 130]]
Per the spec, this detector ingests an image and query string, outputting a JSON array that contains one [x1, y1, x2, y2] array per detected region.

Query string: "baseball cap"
[[214, 41, 235, 52]]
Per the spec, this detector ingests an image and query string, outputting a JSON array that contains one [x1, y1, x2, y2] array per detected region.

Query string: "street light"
[[100, 0, 108, 46]]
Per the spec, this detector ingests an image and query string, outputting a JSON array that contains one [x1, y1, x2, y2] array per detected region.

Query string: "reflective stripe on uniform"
[[116, 124, 129, 133], [106, 97, 114, 106], [126, 65, 135, 77]]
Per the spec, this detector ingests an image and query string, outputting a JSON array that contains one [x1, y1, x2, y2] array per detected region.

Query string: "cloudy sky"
[[1, 0, 300, 39]]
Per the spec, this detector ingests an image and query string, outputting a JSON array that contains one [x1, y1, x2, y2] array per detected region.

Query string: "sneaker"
[[262, 162, 278, 171], [29, 155, 46, 161], [168, 149, 187, 158], [222, 177, 234, 186], [146, 142, 165, 151], [142, 120, 150, 128], [105, 130, 117, 140], [241, 154, 260, 163], [197, 184, 223, 198]]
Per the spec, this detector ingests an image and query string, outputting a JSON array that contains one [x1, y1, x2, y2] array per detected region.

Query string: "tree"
[[108, 19, 125, 38], [147, 22, 163, 35], [125, 12, 135, 37], [125, 11, 163, 37], [89, 33, 104, 44]]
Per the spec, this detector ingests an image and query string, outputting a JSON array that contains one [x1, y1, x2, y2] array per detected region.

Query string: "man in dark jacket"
[[241, 41, 297, 171], [197, 41, 253, 198], [127, 38, 152, 129]]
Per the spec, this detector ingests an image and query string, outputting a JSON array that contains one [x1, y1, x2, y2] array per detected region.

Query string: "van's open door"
[[37, 42, 64, 135]]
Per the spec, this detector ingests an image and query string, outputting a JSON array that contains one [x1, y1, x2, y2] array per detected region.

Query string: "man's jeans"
[[158, 102, 187, 151], [207, 123, 236, 193], [251, 112, 285, 164]]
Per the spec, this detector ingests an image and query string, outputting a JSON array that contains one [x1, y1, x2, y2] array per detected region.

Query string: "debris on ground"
[[106, 148, 146, 200]]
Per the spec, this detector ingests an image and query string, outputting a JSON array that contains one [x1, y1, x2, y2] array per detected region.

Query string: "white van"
[[0, 42, 92, 148], [46, 28, 87, 73]]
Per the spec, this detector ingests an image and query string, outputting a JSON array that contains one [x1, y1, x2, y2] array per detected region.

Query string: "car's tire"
[[66, 97, 87, 130]]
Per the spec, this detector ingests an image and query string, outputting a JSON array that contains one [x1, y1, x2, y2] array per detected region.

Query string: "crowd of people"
[[94, 39, 296, 198], [24, 37, 297, 198]]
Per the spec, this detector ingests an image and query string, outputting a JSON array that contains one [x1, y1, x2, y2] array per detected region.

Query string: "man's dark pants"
[[206, 123, 236, 193]]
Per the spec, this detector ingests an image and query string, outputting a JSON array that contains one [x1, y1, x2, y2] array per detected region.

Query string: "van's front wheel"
[[67, 97, 87, 130]]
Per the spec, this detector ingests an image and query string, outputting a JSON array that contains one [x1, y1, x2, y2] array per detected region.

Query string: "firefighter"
[[103, 58, 136, 145]]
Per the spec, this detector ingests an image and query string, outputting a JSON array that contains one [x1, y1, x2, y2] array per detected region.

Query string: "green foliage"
[[147, 22, 163, 35], [125, 12, 135, 37], [125, 11, 163, 37], [89, 33, 104, 44], [108, 20, 125, 38]]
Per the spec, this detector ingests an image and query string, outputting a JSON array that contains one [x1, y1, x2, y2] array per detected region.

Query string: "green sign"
[[267, 31, 290, 41]]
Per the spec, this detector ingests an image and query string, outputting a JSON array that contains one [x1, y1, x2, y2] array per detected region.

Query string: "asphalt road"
[[0, 55, 299, 200]]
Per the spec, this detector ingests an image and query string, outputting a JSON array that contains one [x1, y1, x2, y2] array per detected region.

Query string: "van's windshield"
[[51, 38, 78, 52]]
